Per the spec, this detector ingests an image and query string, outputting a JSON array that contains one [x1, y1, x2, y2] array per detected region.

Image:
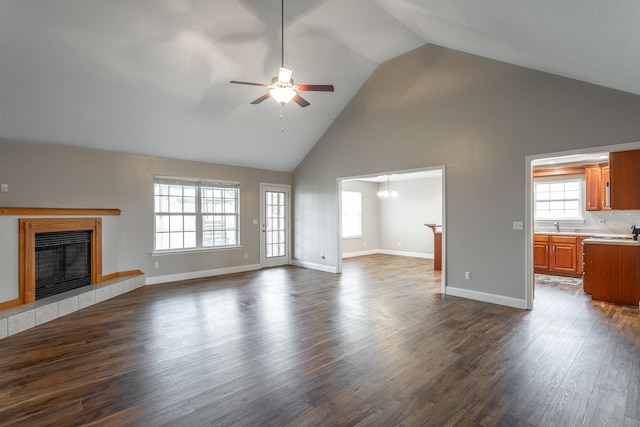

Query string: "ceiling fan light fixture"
[[270, 86, 296, 104]]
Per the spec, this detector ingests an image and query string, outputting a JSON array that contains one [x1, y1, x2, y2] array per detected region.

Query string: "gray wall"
[[0, 138, 291, 303], [292, 44, 640, 305]]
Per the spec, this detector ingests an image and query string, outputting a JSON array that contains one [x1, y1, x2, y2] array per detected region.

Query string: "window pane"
[[170, 215, 184, 232], [156, 233, 169, 250], [184, 232, 196, 248], [156, 215, 169, 232], [184, 196, 196, 213], [184, 215, 196, 231], [170, 232, 183, 249]]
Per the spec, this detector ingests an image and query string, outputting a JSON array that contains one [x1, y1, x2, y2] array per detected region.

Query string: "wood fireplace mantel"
[[19, 218, 103, 304], [0, 207, 120, 216]]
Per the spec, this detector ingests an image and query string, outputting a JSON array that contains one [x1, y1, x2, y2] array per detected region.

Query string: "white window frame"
[[342, 190, 363, 238], [534, 178, 583, 220], [154, 176, 240, 253]]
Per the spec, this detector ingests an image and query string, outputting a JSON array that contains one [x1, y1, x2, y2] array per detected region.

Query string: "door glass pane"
[[265, 191, 286, 259]]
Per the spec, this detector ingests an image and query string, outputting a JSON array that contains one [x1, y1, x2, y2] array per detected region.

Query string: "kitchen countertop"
[[583, 237, 640, 246], [535, 231, 632, 239]]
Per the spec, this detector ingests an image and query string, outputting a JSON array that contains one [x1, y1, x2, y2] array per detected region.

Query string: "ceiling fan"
[[229, 0, 334, 108]]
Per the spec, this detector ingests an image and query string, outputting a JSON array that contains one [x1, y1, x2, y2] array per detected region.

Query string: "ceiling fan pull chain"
[[280, 104, 285, 133]]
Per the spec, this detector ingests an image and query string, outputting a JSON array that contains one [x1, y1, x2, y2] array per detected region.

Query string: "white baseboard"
[[378, 249, 433, 259], [342, 249, 379, 259], [291, 260, 338, 274], [445, 286, 527, 309], [146, 263, 262, 285], [342, 249, 433, 260]]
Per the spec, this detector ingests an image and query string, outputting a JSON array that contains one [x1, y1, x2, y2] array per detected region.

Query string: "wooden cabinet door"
[[610, 149, 640, 210], [550, 242, 578, 273], [534, 241, 549, 270], [585, 165, 601, 211]]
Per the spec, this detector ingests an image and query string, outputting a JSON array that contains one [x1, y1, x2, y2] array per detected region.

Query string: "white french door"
[[260, 184, 291, 268]]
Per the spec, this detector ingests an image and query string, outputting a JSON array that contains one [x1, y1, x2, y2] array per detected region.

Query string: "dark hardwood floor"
[[0, 254, 638, 426]]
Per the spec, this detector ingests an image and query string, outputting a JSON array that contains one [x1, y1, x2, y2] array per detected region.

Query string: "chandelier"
[[377, 176, 398, 198]]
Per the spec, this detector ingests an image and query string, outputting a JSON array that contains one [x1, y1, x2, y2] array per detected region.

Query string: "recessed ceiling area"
[[1, 1, 639, 172]]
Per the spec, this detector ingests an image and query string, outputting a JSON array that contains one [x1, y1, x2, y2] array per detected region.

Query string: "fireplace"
[[19, 218, 103, 304], [35, 230, 92, 300]]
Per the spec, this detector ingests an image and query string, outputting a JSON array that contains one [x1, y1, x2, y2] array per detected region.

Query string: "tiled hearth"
[[0, 275, 145, 340]]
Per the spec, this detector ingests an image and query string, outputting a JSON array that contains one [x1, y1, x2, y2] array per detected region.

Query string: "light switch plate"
[[513, 221, 524, 230], [0, 184, 8, 193]]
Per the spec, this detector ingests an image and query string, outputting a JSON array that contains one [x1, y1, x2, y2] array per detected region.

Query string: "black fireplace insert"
[[35, 230, 92, 300]]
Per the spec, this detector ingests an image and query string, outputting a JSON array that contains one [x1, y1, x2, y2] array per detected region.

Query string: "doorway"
[[525, 141, 640, 308], [337, 166, 446, 293], [260, 183, 291, 268]]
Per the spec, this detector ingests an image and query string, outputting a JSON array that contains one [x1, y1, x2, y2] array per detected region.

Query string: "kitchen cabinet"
[[585, 165, 601, 211], [585, 163, 610, 211], [609, 149, 640, 209], [534, 234, 586, 278], [583, 239, 640, 306], [534, 235, 550, 270]]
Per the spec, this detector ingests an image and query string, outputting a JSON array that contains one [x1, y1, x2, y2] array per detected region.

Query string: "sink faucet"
[[554, 221, 560, 232]]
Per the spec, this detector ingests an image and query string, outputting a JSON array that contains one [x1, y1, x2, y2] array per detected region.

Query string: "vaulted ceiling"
[[1, 1, 639, 172]]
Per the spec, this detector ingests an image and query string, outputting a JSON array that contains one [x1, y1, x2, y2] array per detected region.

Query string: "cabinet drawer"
[[551, 236, 577, 244], [534, 235, 550, 242]]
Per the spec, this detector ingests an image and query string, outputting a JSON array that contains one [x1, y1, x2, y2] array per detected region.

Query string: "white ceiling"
[[1, 1, 639, 172]]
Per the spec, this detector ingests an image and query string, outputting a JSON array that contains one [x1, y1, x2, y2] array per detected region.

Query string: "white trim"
[[145, 263, 261, 285], [291, 260, 338, 274], [342, 249, 380, 258], [342, 249, 433, 259], [379, 249, 432, 259], [445, 286, 527, 309]]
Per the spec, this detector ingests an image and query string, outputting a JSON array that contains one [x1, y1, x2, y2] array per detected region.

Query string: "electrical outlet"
[[244, 253, 248, 259], [0, 184, 8, 193], [154, 261, 160, 269], [320, 252, 325, 259], [598, 218, 605, 225], [513, 221, 523, 230], [465, 272, 471, 280]]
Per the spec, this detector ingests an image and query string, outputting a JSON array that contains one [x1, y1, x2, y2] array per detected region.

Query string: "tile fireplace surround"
[[0, 274, 145, 340]]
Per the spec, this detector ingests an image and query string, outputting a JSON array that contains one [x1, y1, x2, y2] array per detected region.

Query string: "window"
[[534, 179, 582, 219], [154, 176, 239, 251], [342, 191, 362, 238]]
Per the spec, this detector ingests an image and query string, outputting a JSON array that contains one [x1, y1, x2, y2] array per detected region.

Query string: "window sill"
[[342, 236, 364, 240], [151, 245, 242, 256]]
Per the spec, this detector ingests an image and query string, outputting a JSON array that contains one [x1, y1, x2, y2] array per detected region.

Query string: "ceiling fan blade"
[[250, 93, 271, 104], [230, 80, 269, 87], [297, 84, 334, 92], [292, 93, 310, 108]]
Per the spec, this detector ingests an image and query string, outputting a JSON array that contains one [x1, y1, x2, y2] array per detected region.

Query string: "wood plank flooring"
[[0, 254, 638, 426]]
